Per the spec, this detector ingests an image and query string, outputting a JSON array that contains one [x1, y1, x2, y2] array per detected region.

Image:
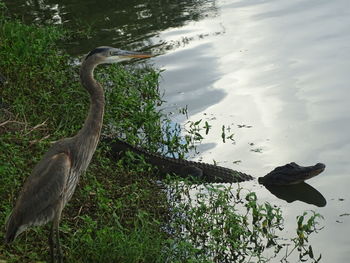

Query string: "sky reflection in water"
[[156, 1, 350, 261]]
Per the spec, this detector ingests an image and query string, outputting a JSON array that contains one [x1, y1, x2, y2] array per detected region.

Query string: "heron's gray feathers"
[[5, 152, 70, 243]]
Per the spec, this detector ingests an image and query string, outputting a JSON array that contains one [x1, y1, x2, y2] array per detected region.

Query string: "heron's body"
[[4, 47, 151, 262]]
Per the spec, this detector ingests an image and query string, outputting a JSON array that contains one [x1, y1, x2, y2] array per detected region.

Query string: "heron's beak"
[[112, 49, 152, 59]]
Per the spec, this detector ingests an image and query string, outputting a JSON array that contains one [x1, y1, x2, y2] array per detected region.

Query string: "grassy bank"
[[0, 5, 173, 261], [0, 4, 323, 263]]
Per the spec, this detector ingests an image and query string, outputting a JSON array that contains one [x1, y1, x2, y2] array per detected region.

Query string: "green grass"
[[0, 4, 323, 262], [0, 6, 171, 261]]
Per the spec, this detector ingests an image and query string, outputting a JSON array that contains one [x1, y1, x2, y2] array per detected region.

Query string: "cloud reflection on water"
[[156, 0, 350, 261]]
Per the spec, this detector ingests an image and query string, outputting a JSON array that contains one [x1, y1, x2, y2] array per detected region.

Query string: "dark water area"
[[4, 0, 350, 261], [4, 0, 217, 55]]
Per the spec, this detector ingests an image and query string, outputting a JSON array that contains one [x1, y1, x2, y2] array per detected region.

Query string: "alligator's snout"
[[314, 163, 326, 171], [258, 162, 326, 186]]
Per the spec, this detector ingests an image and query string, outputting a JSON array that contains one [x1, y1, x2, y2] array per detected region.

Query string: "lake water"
[[5, 0, 350, 261]]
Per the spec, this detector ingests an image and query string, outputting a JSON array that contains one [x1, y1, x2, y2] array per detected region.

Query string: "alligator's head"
[[258, 162, 325, 186]]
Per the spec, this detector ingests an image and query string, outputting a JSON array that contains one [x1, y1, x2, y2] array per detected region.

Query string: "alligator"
[[105, 138, 325, 185]]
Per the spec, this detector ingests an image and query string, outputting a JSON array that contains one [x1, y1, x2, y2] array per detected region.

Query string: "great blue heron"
[[4, 46, 152, 262]]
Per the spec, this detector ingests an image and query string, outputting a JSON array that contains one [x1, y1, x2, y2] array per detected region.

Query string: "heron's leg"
[[53, 203, 64, 263], [55, 222, 63, 263], [49, 223, 55, 263]]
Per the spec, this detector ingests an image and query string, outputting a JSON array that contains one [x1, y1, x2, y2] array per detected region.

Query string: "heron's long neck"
[[77, 61, 105, 144]]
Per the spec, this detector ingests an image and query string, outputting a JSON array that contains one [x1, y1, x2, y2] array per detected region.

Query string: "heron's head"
[[84, 46, 152, 65]]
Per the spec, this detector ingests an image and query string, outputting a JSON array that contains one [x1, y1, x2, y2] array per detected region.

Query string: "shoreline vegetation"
[[0, 3, 322, 262]]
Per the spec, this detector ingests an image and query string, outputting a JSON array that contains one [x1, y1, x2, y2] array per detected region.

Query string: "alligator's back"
[[107, 138, 254, 183]]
